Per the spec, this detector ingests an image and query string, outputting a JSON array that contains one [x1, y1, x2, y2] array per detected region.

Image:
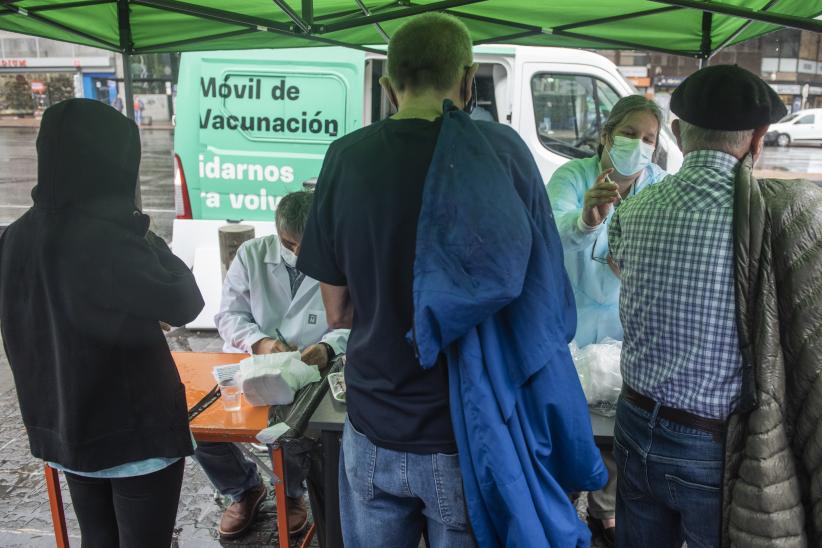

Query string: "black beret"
[[670, 64, 787, 131]]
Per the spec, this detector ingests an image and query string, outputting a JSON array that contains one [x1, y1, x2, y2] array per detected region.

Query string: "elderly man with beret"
[[608, 64, 822, 547]]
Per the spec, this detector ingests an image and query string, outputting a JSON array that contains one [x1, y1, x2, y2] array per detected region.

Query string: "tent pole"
[[319, 0, 485, 33], [648, 0, 822, 34], [698, 12, 712, 69], [134, 0, 385, 53], [272, 0, 309, 33], [0, 3, 119, 49], [709, 0, 780, 60], [552, 6, 682, 32], [353, 0, 391, 42], [123, 52, 134, 121], [118, 0, 140, 208], [551, 29, 696, 57], [122, 50, 141, 209], [118, 0, 134, 121], [301, 0, 313, 25]]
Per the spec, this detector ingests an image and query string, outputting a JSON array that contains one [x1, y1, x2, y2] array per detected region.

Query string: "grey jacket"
[[723, 156, 822, 547]]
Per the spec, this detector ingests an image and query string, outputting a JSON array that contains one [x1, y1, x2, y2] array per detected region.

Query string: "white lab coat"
[[214, 235, 349, 355]]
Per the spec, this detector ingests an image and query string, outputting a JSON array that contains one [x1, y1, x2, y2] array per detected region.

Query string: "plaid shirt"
[[609, 150, 743, 420]]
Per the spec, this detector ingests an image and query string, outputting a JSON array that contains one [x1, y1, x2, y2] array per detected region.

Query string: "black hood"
[[32, 99, 147, 232]]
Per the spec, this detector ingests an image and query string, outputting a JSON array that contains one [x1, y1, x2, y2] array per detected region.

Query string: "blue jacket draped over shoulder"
[[411, 104, 607, 547]]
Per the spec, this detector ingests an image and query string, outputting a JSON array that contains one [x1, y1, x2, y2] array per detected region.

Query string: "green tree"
[[47, 74, 75, 105], [3, 75, 34, 114]]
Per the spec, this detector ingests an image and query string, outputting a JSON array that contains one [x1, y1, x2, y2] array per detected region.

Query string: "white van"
[[765, 108, 822, 147], [172, 45, 683, 328]]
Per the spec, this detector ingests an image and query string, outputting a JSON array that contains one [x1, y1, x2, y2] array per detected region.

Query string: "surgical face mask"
[[607, 136, 655, 176], [281, 246, 298, 268]]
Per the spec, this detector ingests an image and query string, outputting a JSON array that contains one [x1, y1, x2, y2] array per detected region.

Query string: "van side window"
[[470, 64, 504, 122], [796, 114, 815, 125], [366, 60, 507, 124], [367, 59, 394, 123], [530, 73, 620, 159]]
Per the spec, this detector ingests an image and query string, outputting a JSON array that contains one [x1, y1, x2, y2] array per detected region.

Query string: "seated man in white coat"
[[195, 191, 348, 540]]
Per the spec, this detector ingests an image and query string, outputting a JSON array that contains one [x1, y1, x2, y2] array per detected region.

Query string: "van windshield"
[[530, 73, 621, 160], [778, 113, 799, 123]]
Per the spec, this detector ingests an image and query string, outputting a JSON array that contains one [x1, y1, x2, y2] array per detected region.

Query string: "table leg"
[[44, 464, 70, 548], [270, 446, 291, 547], [321, 431, 344, 548], [299, 523, 317, 548]]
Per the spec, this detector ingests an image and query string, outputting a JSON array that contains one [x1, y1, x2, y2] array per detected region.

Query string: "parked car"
[[765, 108, 822, 147]]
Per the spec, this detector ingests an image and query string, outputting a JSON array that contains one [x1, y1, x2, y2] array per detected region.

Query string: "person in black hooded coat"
[[0, 99, 204, 547]]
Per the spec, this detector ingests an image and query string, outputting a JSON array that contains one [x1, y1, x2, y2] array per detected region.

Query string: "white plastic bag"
[[571, 338, 623, 416], [238, 352, 321, 407]]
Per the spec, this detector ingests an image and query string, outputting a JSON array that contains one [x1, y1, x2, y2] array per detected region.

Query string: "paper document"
[[212, 363, 240, 384]]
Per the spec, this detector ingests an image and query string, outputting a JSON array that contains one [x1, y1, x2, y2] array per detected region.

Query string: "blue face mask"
[[607, 136, 655, 176]]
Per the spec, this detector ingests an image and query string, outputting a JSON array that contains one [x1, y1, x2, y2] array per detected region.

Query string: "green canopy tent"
[[1, 0, 821, 55], [1, 0, 821, 119]]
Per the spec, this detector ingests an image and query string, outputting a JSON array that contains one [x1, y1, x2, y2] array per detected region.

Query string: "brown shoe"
[[287, 496, 308, 536], [218, 483, 267, 539], [587, 515, 615, 548]]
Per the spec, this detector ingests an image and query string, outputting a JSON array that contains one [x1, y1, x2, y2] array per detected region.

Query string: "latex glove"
[[251, 337, 294, 355], [581, 168, 618, 228], [301, 344, 330, 370]]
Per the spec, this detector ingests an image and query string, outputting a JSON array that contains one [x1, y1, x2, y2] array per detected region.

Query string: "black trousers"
[[64, 458, 185, 548]]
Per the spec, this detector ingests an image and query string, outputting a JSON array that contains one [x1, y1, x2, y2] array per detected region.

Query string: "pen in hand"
[[274, 329, 297, 352]]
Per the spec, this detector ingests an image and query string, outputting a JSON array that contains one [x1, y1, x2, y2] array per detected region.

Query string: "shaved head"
[[387, 13, 473, 93]]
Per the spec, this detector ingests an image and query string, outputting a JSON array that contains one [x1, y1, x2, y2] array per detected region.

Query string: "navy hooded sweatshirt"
[[0, 99, 203, 472]]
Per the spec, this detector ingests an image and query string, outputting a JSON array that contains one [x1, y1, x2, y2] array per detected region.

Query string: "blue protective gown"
[[411, 104, 607, 547], [547, 156, 666, 346]]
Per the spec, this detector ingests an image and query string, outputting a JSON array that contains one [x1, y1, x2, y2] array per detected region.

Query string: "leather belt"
[[622, 384, 725, 437]]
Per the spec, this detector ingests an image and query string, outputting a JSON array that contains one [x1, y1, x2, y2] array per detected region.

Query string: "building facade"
[[0, 31, 117, 106], [601, 29, 822, 115], [0, 31, 176, 122]]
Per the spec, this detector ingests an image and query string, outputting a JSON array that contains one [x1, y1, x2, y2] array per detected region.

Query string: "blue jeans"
[[339, 418, 475, 548], [613, 397, 723, 548], [194, 440, 309, 501]]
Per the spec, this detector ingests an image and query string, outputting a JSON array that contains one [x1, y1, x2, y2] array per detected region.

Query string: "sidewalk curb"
[[0, 118, 173, 130]]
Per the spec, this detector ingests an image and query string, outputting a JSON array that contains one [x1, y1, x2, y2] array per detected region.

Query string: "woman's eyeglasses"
[[590, 188, 630, 265]]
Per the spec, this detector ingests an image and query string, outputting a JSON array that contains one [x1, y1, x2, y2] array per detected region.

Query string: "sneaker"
[[218, 483, 267, 539], [287, 496, 309, 536]]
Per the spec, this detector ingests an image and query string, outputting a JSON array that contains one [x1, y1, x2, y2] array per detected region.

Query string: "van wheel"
[[777, 134, 791, 147]]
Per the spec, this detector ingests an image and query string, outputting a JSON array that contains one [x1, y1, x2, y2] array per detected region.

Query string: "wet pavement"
[[0, 126, 176, 242], [759, 143, 822, 174]]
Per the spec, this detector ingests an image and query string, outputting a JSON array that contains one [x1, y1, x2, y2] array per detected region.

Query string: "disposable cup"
[[220, 380, 242, 412]]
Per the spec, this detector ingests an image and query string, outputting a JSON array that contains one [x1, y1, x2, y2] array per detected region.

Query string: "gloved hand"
[[582, 168, 618, 228], [252, 337, 295, 355], [301, 344, 330, 370]]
